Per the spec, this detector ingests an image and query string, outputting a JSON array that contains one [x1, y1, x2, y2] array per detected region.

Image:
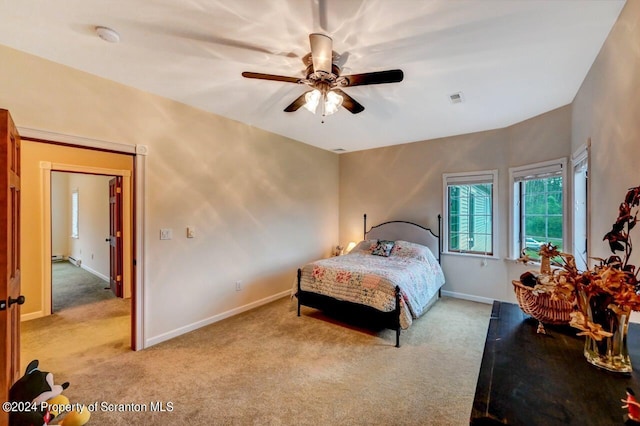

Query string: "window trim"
[[71, 188, 79, 239], [571, 144, 590, 270], [508, 158, 567, 259], [443, 169, 499, 258]]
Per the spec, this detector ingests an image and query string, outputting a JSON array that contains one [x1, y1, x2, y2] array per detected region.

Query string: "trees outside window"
[[510, 158, 567, 260]]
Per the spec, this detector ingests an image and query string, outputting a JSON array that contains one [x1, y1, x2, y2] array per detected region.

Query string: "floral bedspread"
[[297, 250, 445, 329]]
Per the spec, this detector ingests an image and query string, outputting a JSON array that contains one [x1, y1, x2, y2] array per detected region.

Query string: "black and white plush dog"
[[9, 359, 69, 425]]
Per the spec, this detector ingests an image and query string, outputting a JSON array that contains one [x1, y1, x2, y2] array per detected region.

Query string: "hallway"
[[21, 261, 130, 374]]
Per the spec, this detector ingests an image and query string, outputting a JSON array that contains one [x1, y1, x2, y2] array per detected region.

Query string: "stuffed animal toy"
[[8, 359, 90, 426]]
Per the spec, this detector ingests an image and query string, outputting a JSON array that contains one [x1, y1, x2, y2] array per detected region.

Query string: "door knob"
[[9, 295, 25, 306], [105, 237, 111, 242]]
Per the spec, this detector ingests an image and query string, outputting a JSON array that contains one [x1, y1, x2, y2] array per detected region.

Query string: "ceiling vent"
[[449, 92, 464, 104]]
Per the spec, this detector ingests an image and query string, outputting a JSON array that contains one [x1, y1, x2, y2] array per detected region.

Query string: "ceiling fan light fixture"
[[324, 90, 343, 116], [303, 89, 321, 114]]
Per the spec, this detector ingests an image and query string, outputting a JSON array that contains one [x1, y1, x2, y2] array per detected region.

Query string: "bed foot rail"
[[297, 268, 302, 317], [395, 285, 401, 348]]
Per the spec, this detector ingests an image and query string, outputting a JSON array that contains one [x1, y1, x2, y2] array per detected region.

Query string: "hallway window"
[[71, 189, 79, 239]]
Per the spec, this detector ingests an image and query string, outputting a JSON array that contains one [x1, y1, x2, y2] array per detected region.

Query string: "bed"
[[295, 214, 445, 347]]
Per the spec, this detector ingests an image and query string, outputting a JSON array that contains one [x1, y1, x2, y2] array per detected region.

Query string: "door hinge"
[[116, 186, 121, 193], [116, 231, 121, 238], [117, 275, 121, 282]]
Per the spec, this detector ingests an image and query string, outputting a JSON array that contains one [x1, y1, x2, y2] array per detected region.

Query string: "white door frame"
[[18, 126, 147, 350]]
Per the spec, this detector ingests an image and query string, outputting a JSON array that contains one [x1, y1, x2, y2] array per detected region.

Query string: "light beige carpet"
[[21, 261, 131, 375], [22, 296, 491, 425]]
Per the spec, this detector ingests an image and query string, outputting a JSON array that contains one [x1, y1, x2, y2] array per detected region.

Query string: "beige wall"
[[339, 0, 638, 304], [65, 173, 113, 280], [7, 0, 636, 340], [50, 172, 112, 280], [0, 43, 339, 346], [340, 106, 572, 302], [21, 141, 134, 318], [572, 0, 640, 270]]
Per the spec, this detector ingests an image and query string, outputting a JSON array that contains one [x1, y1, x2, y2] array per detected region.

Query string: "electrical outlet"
[[235, 281, 242, 291], [160, 228, 172, 240]]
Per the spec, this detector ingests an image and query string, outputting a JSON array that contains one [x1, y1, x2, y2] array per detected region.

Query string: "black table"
[[471, 301, 640, 425]]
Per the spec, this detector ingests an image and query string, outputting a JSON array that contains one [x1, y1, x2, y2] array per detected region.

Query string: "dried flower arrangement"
[[519, 186, 640, 341]]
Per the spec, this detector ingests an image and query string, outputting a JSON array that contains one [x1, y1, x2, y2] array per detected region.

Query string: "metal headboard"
[[363, 214, 442, 264]]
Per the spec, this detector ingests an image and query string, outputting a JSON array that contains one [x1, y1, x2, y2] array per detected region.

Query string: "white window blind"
[[445, 172, 495, 185], [572, 145, 589, 173], [512, 161, 563, 182]]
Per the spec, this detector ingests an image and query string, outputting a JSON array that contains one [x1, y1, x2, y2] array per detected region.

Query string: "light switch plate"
[[187, 227, 195, 238], [160, 228, 172, 240]]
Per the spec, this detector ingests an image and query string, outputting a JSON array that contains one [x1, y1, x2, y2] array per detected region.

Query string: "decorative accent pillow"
[[391, 240, 437, 263], [351, 240, 377, 254], [371, 240, 395, 257]]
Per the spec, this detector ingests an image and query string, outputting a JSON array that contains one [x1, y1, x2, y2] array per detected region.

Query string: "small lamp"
[[346, 241, 357, 253]]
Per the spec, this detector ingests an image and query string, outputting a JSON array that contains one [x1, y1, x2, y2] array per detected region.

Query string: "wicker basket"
[[512, 280, 573, 333]]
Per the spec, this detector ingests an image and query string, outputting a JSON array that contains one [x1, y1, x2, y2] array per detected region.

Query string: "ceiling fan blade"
[[242, 72, 304, 84], [309, 33, 333, 74], [333, 89, 365, 114], [341, 69, 404, 87], [284, 91, 312, 112]]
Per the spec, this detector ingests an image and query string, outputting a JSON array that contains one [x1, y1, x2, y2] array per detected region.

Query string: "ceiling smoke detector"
[[95, 26, 120, 43]]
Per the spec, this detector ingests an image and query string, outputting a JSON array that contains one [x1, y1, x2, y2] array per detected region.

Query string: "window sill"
[[443, 251, 500, 260]]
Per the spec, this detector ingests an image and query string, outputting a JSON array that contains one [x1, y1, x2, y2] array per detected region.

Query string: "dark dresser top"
[[471, 301, 640, 425]]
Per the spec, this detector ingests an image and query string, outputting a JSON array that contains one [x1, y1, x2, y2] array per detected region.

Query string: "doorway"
[[21, 165, 134, 372], [17, 135, 145, 353], [50, 171, 126, 311]]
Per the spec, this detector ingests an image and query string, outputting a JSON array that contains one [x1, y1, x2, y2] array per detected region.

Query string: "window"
[[443, 170, 498, 256], [510, 158, 566, 260], [572, 145, 589, 270], [71, 189, 79, 239]]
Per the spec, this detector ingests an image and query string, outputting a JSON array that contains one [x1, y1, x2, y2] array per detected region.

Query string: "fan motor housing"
[[305, 64, 341, 84]]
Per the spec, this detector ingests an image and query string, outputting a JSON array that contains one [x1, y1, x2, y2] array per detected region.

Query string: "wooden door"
[[108, 177, 123, 298], [0, 109, 22, 423]]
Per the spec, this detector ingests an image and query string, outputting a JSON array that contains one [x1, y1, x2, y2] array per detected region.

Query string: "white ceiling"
[[0, 0, 625, 153]]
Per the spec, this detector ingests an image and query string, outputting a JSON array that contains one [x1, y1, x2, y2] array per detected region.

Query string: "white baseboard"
[[145, 289, 292, 348], [441, 290, 494, 305], [21, 310, 45, 322], [80, 264, 109, 282]]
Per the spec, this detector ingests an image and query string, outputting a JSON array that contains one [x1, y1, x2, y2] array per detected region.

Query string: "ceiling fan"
[[242, 33, 404, 116]]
